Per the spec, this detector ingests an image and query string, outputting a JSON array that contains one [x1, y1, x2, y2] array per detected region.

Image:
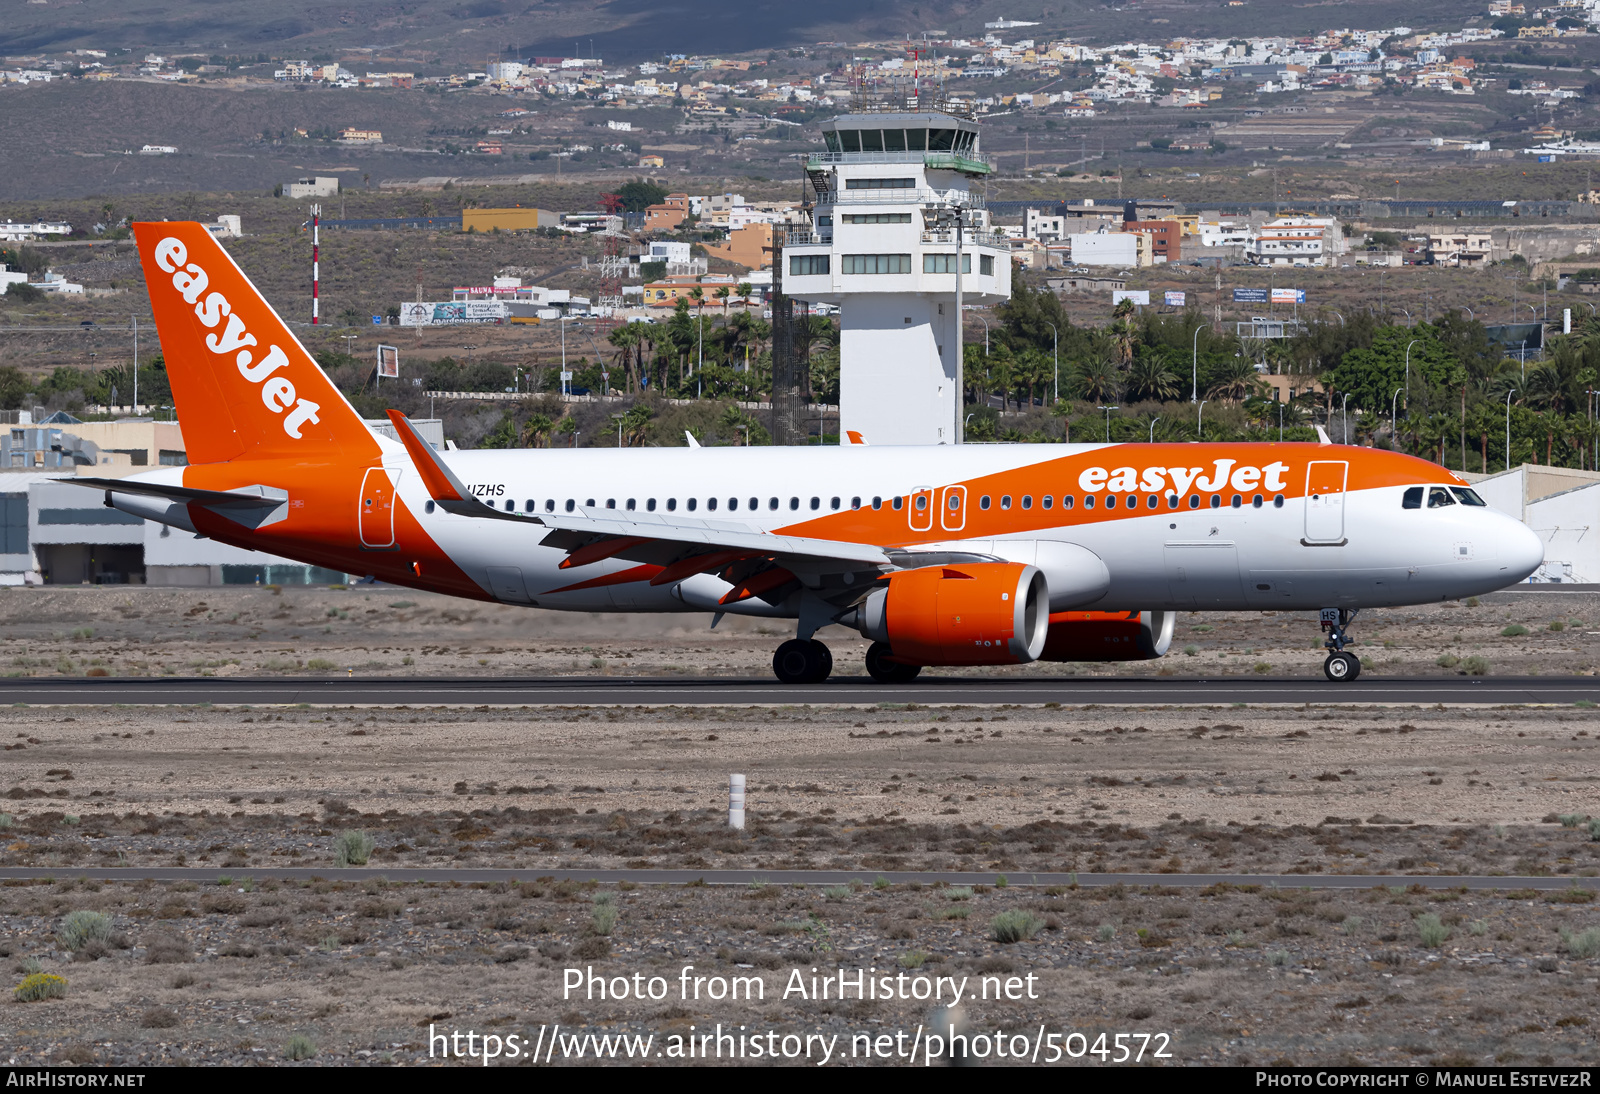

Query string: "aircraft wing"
[[384, 412, 899, 600]]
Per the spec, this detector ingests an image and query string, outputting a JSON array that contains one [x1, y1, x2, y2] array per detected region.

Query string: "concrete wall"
[[839, 293, 958, 446]]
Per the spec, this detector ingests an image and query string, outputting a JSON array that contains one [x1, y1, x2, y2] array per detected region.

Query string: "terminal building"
[[780, 107, 1011, 445], [1, 415, 443, 586]]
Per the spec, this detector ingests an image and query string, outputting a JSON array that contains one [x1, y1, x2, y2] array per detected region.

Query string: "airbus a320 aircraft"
[[79, 223, 1545, 684]]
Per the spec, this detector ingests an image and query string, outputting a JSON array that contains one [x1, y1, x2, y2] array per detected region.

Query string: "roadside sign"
[[377, 345, 400, 378]]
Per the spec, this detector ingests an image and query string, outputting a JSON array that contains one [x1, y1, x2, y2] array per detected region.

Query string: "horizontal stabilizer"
[[72, 477, 287, 510]]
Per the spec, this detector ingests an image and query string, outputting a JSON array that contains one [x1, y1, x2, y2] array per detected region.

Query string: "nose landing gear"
[[1320, 608, 1361, 682], [773, 638, 832, 684]]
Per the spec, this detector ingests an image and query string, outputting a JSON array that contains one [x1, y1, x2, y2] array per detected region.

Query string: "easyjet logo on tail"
[[1078, 459, 1291, 497], [153, 237, 321, 440]]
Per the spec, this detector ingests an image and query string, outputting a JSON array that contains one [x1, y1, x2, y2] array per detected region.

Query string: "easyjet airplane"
[[78, 223, 1545, 684]]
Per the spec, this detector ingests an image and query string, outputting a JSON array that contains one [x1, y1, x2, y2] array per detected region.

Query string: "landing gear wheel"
[[1323, 651, 1361, 682], [773, 639, 832, 684], [865, 641, 922, 684]]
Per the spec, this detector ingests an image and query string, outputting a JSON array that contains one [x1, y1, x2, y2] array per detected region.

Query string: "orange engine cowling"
[[857, 563, 1049, 666], [1039, 610, 1175, 662]]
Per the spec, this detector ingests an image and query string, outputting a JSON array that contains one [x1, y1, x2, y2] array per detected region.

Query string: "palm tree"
[[608, 323, 642, 393], [715, 285, 731, 320], [736, 281, 753, 311], [1108, 298, 1137, 367], [1125, 355, 1180, 402], [521, 413, 554, 448], [1206, 357, 1259, 404], [1068, 357, 1122, 403]]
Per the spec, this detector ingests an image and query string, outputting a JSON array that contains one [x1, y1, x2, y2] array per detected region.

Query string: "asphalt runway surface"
[[0, 867, 1593, 891], [1, 675, 1596, 706]]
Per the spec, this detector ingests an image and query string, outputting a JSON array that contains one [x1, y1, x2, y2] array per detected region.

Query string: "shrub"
[[306, 658, 336, 671], [990, 910, 1044, 944], [1462, 655, 1490, 676], [0, 813, 11, 830], [1416, 913, 1450, 948], [57, 910, 112, 952], [1501, 624, 1529, 637], [1253, 662, 1271, 674], [1558, 813, 1586, 828], [874, 875, 892, 890], [1097, 924, 1117, 941], [14, 973, 67, 1001], [590, 894, 617, 936], [1560, 926, 1600, 959], [898, 950, 929, 969], [947, 887, 972, 901], [140, 1006, 179, 1028], [1590, 819, 1600, 842], [1436, 654, 1460, 668], [285, 1035, 316, 1061], [143, 934, 191, 965], [1469, 919, 1489, 937], [822, 886, 850, 902], [333, 830, 374, 866], [1549, 620, 1565, 632], [1183, 644, 1199, 656]]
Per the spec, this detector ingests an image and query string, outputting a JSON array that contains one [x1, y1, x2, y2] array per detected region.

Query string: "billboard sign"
[[1163, 291, 1186, 306], [377, 345, 399, 379], [1271, 288, 1306, 304], [1232, 288, 1269, 303], [398, 301, 508, 326], [1112, 290, 1150, 306]]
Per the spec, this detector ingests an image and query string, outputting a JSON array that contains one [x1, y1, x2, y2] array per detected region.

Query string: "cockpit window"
[[1451, 487, 1487, 507], [1427, 487, 1456, 508], [1402, 487, 1423, 510]]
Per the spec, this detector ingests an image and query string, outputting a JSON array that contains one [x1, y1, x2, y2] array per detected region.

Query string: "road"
[[0, 675, 1595, 706], [0, 866, 1592, 890]]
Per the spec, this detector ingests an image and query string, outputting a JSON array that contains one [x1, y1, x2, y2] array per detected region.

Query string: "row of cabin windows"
[[967, 493, 1287, 512], [424, 493, 1289, 516]]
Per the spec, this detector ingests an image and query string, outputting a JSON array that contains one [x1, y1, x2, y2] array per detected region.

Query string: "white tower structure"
[[781, 109, 1010, 445]]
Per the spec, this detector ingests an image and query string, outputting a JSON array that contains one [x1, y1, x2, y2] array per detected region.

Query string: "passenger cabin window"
[[1428, 487, 1455, 508], [1083, 496, 1095, 510], [769, 497, 779, 510], [1104, 496, 1115, 510], [627, 499, 636, 511], [1000, 495, 1012, 510], [1403, 487, 1423, 510], [1042, 495, 1053, 510], [810, 497, 821, 510], [605, 499, 616, 509], [545, 500, 556, 512], [1452, 487, 1487, 506], [666, 498, 677, 511], [565, 499, 575, 512], [892, 497, 903, 511], [687, 498, 698, 511], [647, 499, 657, 512], [979, 495, 991, 510], [851, 497, 861, 510], [1062, 495, 1074, 509], [872, 496, 883, 510], [830, 497, 841, 510]]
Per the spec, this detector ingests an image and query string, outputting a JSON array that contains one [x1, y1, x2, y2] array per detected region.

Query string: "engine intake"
[[1039, 610, 1175, 662], [858, 562, 1048, 666]]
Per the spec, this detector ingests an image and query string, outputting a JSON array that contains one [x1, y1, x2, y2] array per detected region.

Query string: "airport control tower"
[[781, 105, 1010, 445]]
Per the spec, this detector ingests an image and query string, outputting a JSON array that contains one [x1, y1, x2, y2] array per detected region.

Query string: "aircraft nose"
[[1501, 518, 1545, 583]]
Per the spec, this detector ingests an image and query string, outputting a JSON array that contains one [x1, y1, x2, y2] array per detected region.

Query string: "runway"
[[0, 674, 1596, 706], [0, 866, 1592, 891]]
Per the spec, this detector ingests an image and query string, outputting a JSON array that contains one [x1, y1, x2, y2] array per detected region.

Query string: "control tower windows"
[[860, 129, 884, 152], [790, 255, 830, 276], [924, 254, 972, 274], [883, 129, 906, 152], [824, 131, 842, 153], [844, 254, 912, 274], [845, 213, 912, 224], [980, 255, 995, 276], [846, 177, 916, 190], [906, 129, 927, 151], [840, 130, 861, 152], [929, 128, 956, 152]]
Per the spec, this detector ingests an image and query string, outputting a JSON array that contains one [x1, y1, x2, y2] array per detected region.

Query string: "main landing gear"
[[865, 642, 921, 684], [773, 639, 832, 684], [1320, 608, 1361, 683]]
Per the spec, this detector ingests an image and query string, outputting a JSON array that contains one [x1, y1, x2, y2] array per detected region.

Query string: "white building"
[[780, 110, 1010, 445], [1467, 463, 1600, 582], [1025, 208, 1068, 242], [1069, 230, 1139, 266], [36, 271, 83, 295], [1247, 217, 1342, 267], [283, 177, 340, 199], [0, 220, 70, 241], [0, 265, 27, 294], [139, 145, 178, 155]]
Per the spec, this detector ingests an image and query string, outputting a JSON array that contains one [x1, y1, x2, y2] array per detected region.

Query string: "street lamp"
[[1191, 324, 1204, 404], [1391, 387, 1403, 448], [612, 412, 626, 447], [1506, 388, 1517, 472], [1197, 398, 1208, 439], [1097, 404, 1117, 442], [558, 315, 576, 397], [969, 309, 989, 355], [1462, 305, 1475, 320], [1331, 310, 1344, 328], [1341, 393, 1349, 445], [1403, 338, 1419, 416], [1046, 322, 1059, 404], [1149, 416, 1160, 443]]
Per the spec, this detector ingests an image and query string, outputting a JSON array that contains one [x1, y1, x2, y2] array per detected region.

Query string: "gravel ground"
[[3, 587, 1598, 1066]]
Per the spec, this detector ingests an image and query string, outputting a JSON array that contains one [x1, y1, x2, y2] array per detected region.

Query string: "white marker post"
[[728, 774, 746, 830]]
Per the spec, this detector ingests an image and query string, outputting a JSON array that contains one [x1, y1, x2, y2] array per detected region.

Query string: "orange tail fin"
[[132, 221, 378, 466]]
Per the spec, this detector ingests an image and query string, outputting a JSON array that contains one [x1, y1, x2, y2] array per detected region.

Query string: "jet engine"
[[857, 562, 1048, 666], [1038, 610, 1175, 662]]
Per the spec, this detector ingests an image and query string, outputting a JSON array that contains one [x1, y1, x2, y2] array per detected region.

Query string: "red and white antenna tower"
[[310, 203, 321, 325]]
